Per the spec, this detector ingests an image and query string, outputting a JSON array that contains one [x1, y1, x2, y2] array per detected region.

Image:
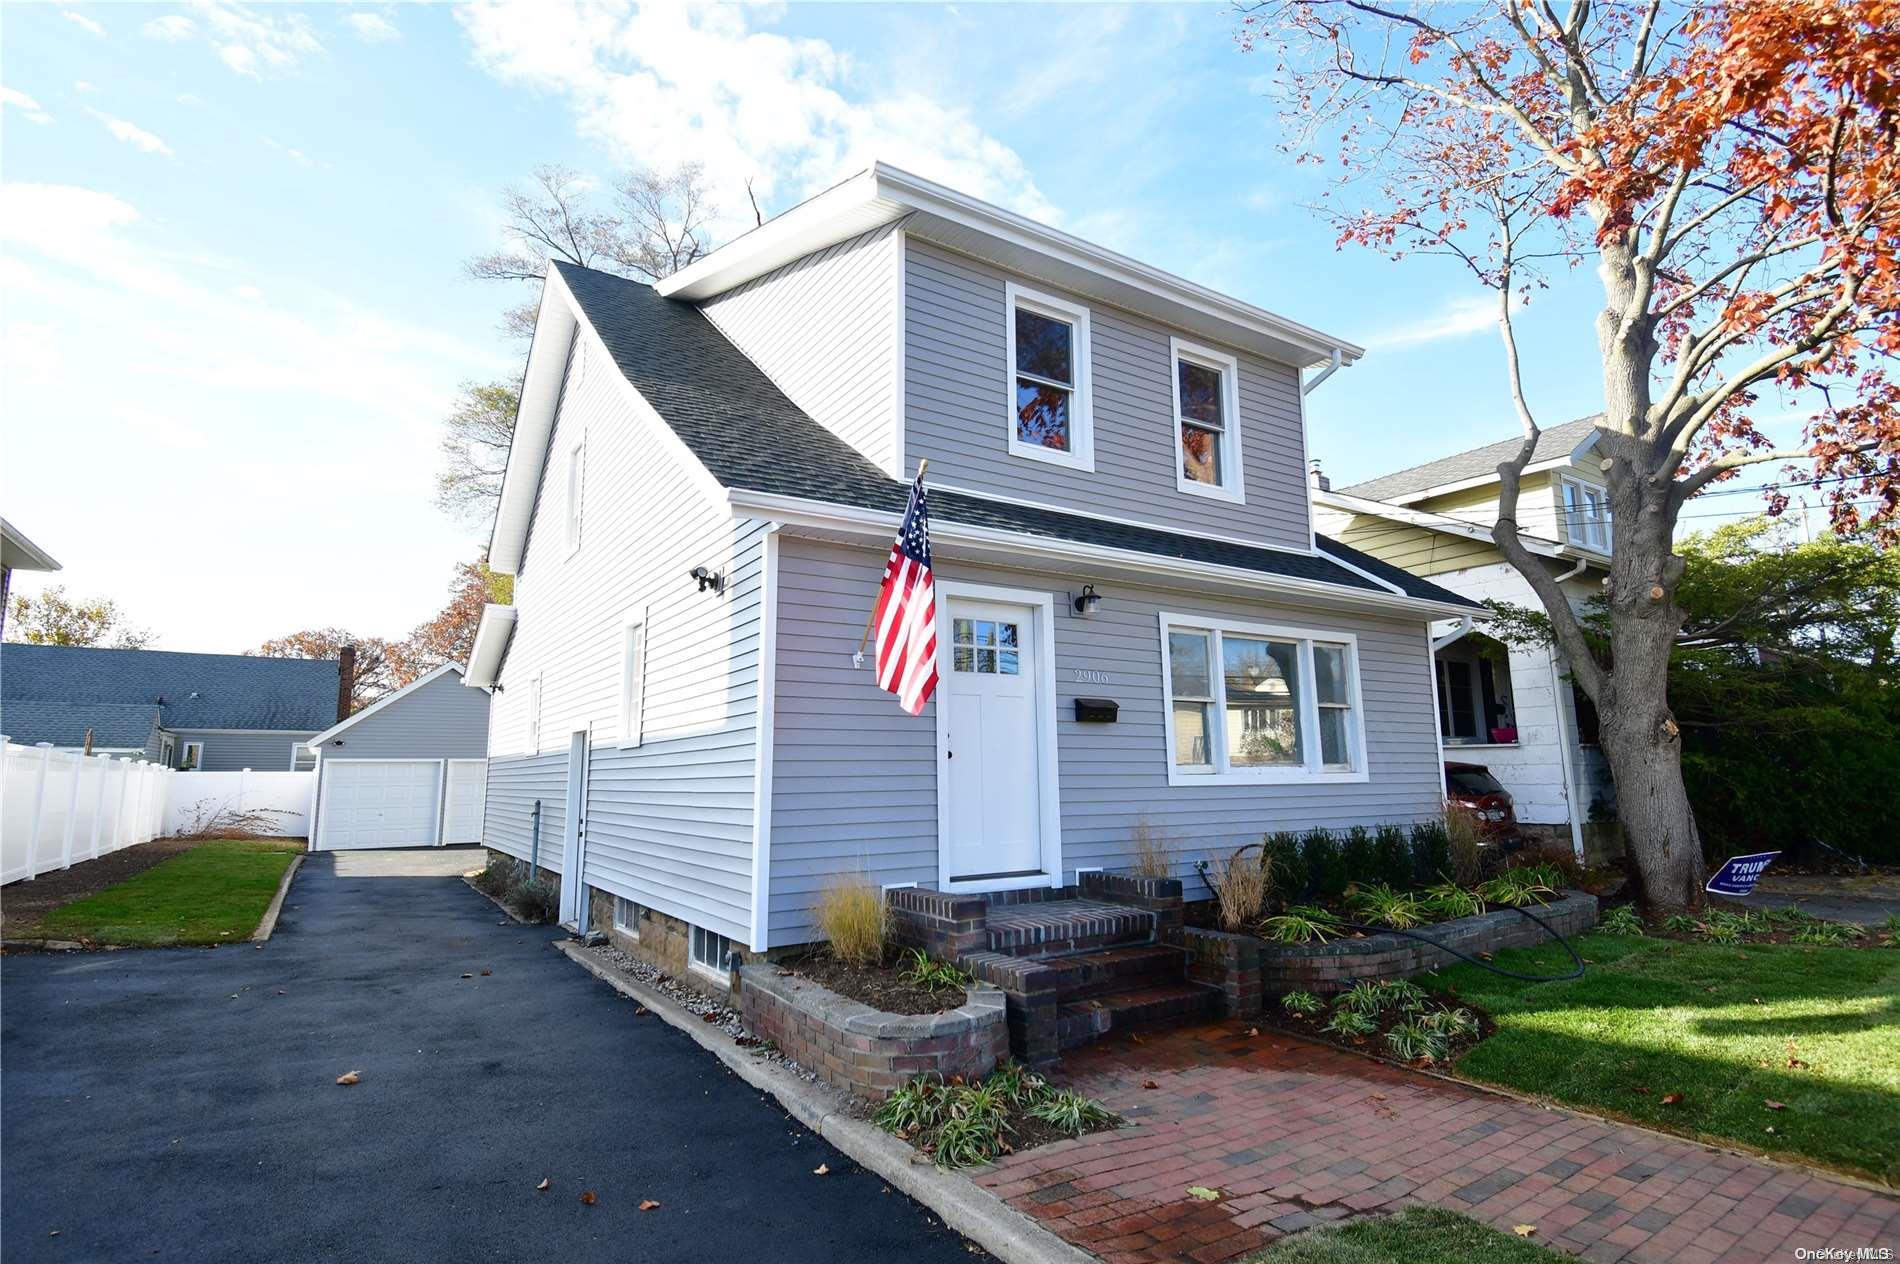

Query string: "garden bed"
[[1599, 900, 1897, 948], [872, 1060, 1122, 1168], [1261, 977, 1492, 1067], [779, 949, 968, 1015]]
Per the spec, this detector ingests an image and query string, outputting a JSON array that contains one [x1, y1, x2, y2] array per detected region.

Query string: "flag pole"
[[854, 459, 927, 668]]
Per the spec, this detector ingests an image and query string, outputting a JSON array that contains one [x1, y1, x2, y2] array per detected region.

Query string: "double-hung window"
[[1004, 282, 1092, 469], [1561, 477, 1611, 552], [1160, 614, 1365, 783], [1171, 339, 1243, 501]]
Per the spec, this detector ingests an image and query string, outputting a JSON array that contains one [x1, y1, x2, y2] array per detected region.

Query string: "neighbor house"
[[1, 518, 61, 641], [0, 644, 347, 771], [1311, 416, 1620, 860], [465, 162, 1482, 992]]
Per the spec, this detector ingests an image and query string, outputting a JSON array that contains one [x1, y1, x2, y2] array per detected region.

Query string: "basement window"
[[689, 924, 736, 980], [612, 896, 641, 939]]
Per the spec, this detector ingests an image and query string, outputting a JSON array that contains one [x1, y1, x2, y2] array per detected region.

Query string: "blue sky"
[[1, 2, 1786, 651]]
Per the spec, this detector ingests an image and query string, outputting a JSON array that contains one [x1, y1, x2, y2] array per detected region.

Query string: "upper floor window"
[[564, 440, 585, 555], [1004, 282, 1093, 471], [618, 611, 646, 749], [1562, 476, 1610, 552], [1171, 339, 1244, 502], [1160, 614, 1365, 784]]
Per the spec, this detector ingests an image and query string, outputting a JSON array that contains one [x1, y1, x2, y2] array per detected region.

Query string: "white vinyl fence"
[[1, 739, 315, 885]]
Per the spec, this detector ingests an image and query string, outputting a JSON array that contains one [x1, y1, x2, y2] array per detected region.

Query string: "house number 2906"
[[1072, 669, 1111, 685]]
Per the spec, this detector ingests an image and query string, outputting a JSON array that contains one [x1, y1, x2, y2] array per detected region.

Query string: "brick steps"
[[1056, 982, 1222, 1050], [1036, 943, 1188, 1001], [983, 898, 1153, 957]]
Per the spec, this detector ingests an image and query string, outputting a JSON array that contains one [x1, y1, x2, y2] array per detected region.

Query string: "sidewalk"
[[975, 1020, 1899, 1264]]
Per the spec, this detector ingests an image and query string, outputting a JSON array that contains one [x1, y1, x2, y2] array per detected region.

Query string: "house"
[[301, 663, 491, 851], [1, 518, 61, 641], [0, 644, 345, 771], [1310, 415, 1621, 860], [464, 161, 1481, 1001]]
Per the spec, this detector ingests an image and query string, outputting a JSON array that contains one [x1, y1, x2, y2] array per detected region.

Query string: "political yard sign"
[[1705, 851, 1780, 897]]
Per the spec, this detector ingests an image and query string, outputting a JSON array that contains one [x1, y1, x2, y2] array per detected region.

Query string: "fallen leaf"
[[579, 1191, 598, 1206], [1142, 1080, 1159, 1091], [336, 1071, 361, 1086], [481, 969, 492, 977], [1476, 951, 1494, 962], [639, 1199, 661, 1211], [1187, 1187, 1221, 1202], [1248, 1028, 1260, 1037], [634, 1007, 649, 1016], [1661, 1092, 1683, 1105], [1786, 1058, 1808, 1070], [535, 1178, 551, 1192], [949, 1075, 965, 1086], [1513, 1224, 1538, 1237], [1764, 1100, 1786, 1110], [813, 1164, 830, 1176]]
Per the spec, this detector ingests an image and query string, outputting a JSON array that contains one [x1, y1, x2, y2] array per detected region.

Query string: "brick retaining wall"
[[1184, 892, 1598, 998], [736, 964, 1008, 1100]]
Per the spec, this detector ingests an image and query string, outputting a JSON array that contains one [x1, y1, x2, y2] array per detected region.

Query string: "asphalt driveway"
[[2, 850, 984, 1264]]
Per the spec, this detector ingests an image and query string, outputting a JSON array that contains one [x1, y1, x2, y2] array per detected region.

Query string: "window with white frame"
[[564, 440, 585, 555], [1561, 476, 1611, 552], [527, 674, 543, 753], [612, 895, 641, 938], [1160, 614, 1365, 783], [1005, 282, 1092, 469], [618, 614, 646, 748], [179, 740, 205, 772], [689, 924, 736, 978], [1171, 339, 1243, 501]]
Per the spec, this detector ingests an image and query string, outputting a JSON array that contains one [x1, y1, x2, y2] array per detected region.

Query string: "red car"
[[1445, 761, 1522, 844]]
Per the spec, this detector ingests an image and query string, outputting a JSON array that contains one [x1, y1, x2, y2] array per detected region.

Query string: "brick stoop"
[[889, 877, 1221, 1064]]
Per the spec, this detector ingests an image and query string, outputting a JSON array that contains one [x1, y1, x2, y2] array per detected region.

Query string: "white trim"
[[935, 580, 1061, 893], [1003, 281, 1094, 472], [564, 437, 585, 557], [1426, 626, 1448, 806], [311, 757, 447, 852], [1558, 475, 1613, 555], [1311, 543, 1407, 597], [560, 728, 589, 928], [1157, 611, 1370, 786], [159, 735, 176, 767], [927, 481, 1320, 560], [180, 740, 206, 772], [1, 516, 62, 573], [616, 608, 647, 749], [162, 728, 319, 736], [1169, 337, 1244, 503], [1313, 488, 1574, 560], [1376, 455, 1579, 507], [890, 228, 908, 480], [748, 526, 781, 951], [729, 488, 1479, 619], [303, 662, 465, 749], [464, 605, 516, 688]]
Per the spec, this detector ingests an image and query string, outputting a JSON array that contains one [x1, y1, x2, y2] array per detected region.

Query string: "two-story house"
[[463, 163, 1481, 986], [1311, 416, 1621, 862]]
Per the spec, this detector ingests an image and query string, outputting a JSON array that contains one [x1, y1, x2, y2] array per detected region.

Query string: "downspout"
[[1551, 655, 1587, 865], [1431, 615, 1473, 653], [1301, 348, 1344, 396]]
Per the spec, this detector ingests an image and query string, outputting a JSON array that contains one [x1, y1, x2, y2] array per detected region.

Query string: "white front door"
[[559, 731, 587, 927], [317, 761, 441, 850], [941, 596, 1048, 884]]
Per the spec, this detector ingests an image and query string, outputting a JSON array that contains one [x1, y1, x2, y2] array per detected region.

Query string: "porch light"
[[1072, 585, 1102, 617]]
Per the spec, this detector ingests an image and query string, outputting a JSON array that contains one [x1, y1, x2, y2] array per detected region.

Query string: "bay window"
[[1160, 614, 1366, 783]]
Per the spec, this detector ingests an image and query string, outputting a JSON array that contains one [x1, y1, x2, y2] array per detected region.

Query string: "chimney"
[[336, 644, 356, 722], [1308, 459, 1331, 492]]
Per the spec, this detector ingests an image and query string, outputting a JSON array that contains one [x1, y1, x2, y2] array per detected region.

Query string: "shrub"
[[901, 948, 967, 991], [1422, 1006, 1480, 1040], [1791, 920, 1863, 947], [1508, 844, 1584, 889], [1598, 905, 1645, 936], [509, 878, 559, 924], [1303, 828, 1349, 902], [1207, 845, 1269, 930], [1131, 816, 1173, 879], [1385, 1020, 1450, 1063], [1444, 804, 1486, 885], [1263, 831, 1308, 904], [1336, 981, 1388, 1016], [472, 856, 516, 897], [1409, 819, 1452, 887], [875, 1074, 947, 1137], [1661, 913, 1702, 933], [1476, 867, 1555, 908], [1341, 825, 1378, 887], [1281, 990, 1324, 1016], [1259, 905, 1343, 944], [815, 874, 886, 966], [1321, 1009, 1377, 1038], [1027, 1089, 1114, 1135], [1348, 883, 1427, 929], [1379, 979, 1428, 1012], [1374, 824, 1415, 888], [1421, 881, 1484, 921]]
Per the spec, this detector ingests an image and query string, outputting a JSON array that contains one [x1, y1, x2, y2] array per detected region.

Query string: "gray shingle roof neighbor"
[[552, 263, 1478, 611], [1, 645, 339, 743], [1338, 415, 1604, 503]]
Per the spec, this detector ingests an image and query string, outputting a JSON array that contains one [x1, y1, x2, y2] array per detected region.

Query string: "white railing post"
[[59, 750, 86, 870], [87, 753, 112, 860], [24, 743, 54, 881]]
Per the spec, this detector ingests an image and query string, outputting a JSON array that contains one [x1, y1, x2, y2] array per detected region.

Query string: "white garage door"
[[318, 761, 441, 851], [442, 759, 487, 845]]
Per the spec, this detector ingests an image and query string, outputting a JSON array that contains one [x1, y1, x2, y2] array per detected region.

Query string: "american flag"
[[870, 472, 939, 715]]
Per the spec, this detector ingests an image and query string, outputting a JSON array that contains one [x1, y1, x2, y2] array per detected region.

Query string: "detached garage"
[[304, 663, 491, 851]]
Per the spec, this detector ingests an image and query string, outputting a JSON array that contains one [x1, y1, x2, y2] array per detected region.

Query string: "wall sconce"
[[689, 566, 725, 595], [1072, 584, 1102, 617]]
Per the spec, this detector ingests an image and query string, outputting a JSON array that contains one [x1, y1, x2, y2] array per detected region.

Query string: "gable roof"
[[1, 701, 153, 749], [1338, 416, 1604, 504], [1, 644, 340, 735], [2, 517, 61, 574], [546, 263, 1478, 613], [302, 662, 462, 749]]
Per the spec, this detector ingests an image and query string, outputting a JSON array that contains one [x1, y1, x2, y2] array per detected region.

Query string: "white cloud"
[[116, 404, 210, 450], [1362, 291, 1516, 352], [63, 10, 107, 37], [233, 283, 262, 299], [168, 2, 324, 77], [455, 0, 1055, 235], [142, 14, 196, 42], [74, 80, 94, 92], [3, 321, 63, 387], [218, 43, 259, 75], [88, 109, 174, 156], [346, 12, 400, 43], [1, 86, 52, 125]]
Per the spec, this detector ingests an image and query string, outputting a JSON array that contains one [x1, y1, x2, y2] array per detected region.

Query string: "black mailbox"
[[1074, 697, 1119, 723]]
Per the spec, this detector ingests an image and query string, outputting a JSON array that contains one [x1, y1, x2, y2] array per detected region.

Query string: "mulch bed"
[[781, 951, 966, 1016], [1259, 1001, 1494, 1070], [3, 836, 303, 938]]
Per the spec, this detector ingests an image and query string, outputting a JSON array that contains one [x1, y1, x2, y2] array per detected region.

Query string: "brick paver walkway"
[[977, 1020, 1900, 1264]]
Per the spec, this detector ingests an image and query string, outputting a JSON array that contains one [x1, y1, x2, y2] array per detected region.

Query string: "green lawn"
[[1432, 931, 1900, 1183], [31, 839, 303, 947], [1244, 1208, 1566, 1263]]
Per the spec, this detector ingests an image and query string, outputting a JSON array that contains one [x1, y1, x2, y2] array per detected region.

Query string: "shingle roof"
[[552, 263, 1479, 611], [1338, 416, 1604, 503], [1, 644, 339, 743]]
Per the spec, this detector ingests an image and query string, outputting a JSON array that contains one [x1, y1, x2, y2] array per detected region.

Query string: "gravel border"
[[556, 938, 1094, 1264]]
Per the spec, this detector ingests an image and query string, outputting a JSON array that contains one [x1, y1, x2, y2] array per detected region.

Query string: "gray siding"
[[483, 332, 764, 942], [904, 238, 1312, 550], [310, 670, 489, 761], [169, 729, 315, 772], [701, 222, 901, 476], [766, 535, 1439, 944]]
